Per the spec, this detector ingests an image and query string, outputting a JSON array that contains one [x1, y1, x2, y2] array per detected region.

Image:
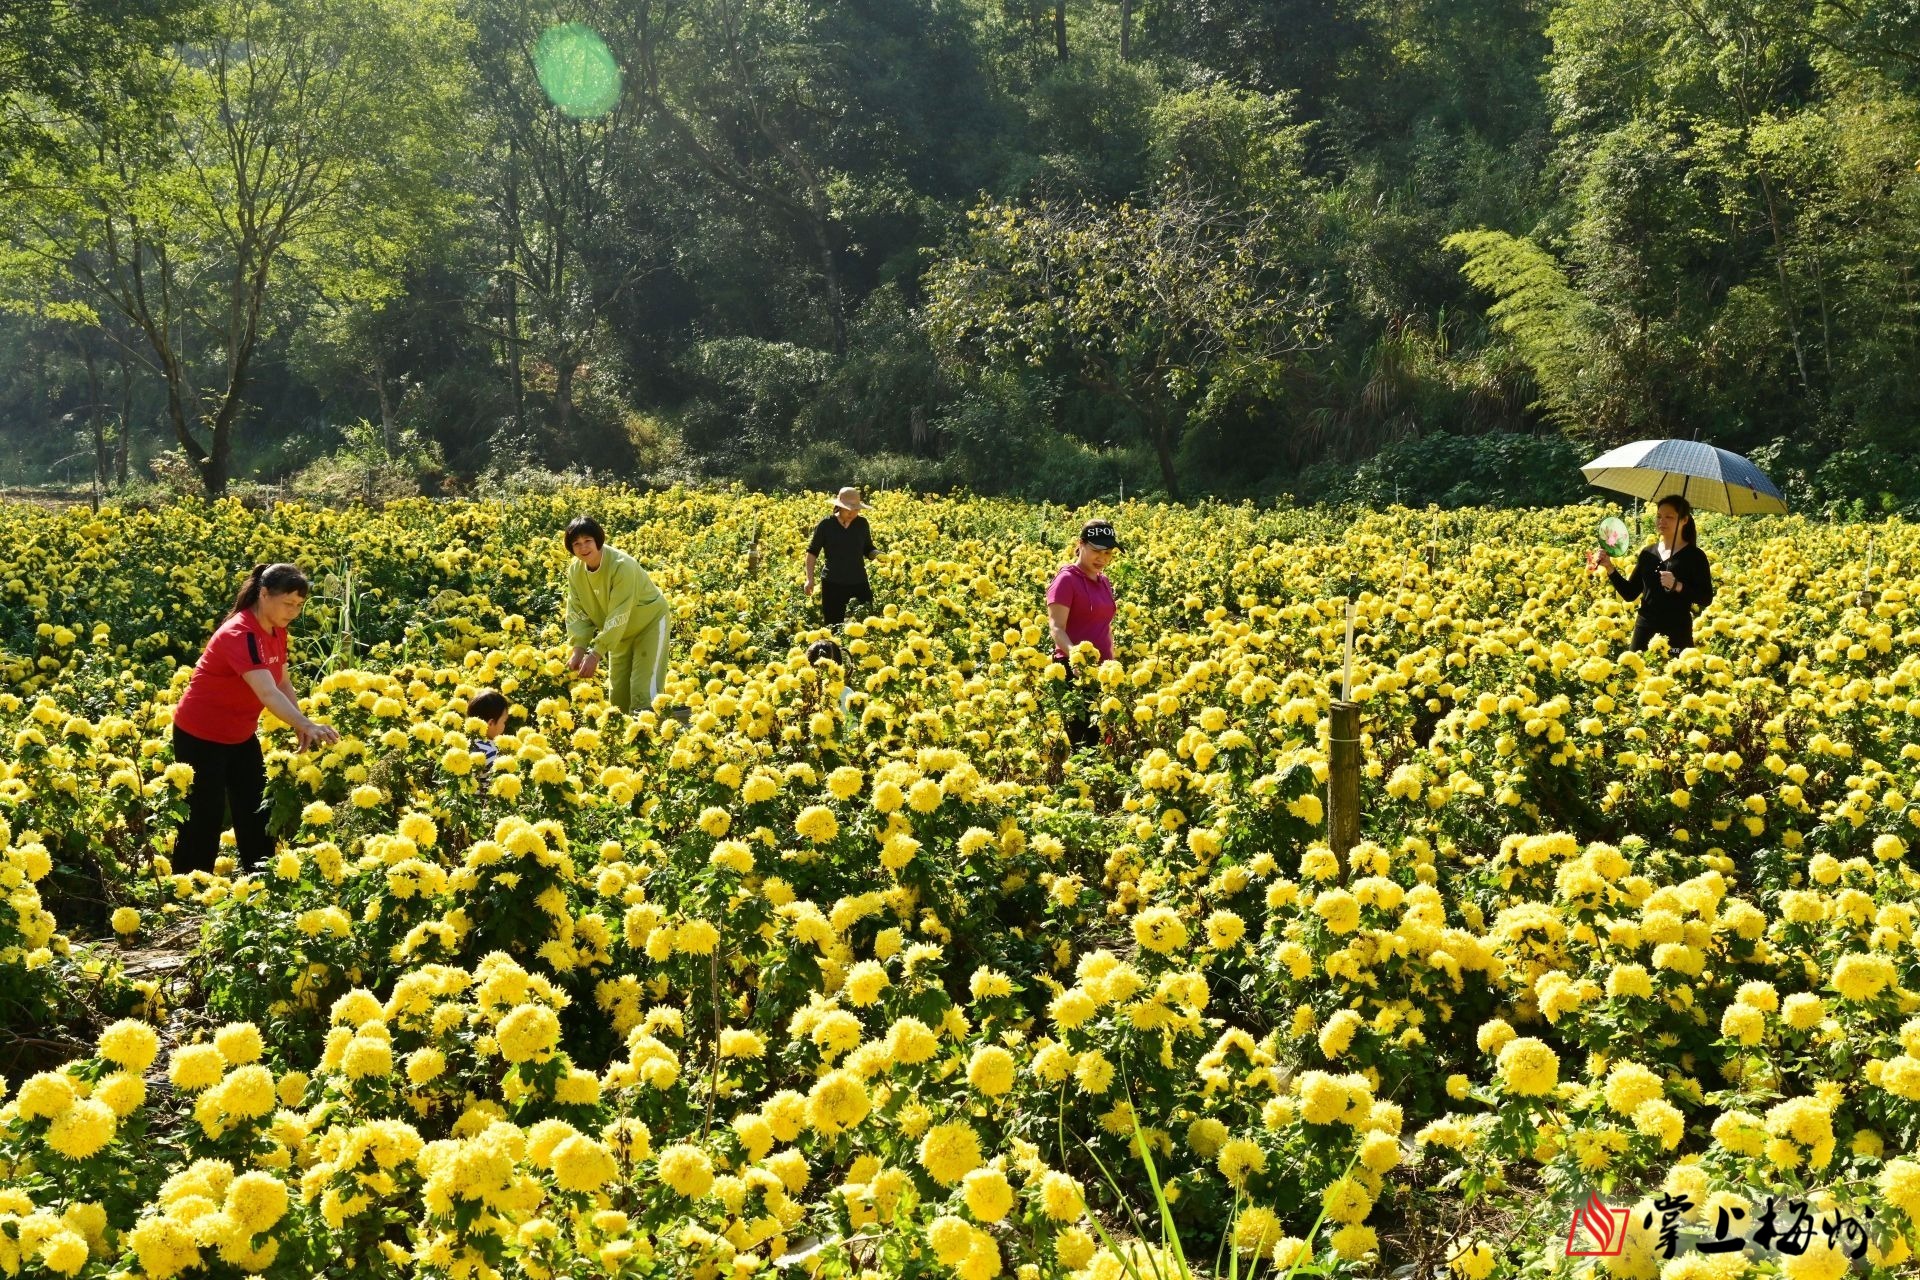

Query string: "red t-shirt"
[[1047, 564, 1116, 662], [173, 611, 288, 744]]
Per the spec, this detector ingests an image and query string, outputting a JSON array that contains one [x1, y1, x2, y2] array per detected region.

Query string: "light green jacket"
[[565, 546, 665, 652]]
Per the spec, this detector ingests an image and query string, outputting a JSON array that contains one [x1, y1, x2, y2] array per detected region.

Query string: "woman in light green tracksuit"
[[563, 515, 671, 712]]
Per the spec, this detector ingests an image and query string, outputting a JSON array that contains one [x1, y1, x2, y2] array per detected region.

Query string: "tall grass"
[[1070, 1091, 1353, 1280]]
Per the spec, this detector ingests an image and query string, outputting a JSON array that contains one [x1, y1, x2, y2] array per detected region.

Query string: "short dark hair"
[[805, 639, 845, 666], [564, 515, 605, 551], [468, 689, 509, 723]]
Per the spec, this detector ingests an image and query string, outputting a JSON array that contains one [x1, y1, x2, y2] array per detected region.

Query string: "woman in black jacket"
[[1590, 494, 1713, 652]]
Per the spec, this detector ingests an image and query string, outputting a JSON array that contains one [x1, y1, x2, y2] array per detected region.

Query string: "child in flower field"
[[170, 563, 339, 874], [562, 515, 672, 712], [1589, 493, 1714, 652], [466, 688, 510, 766], [806, 639, 856, 720]]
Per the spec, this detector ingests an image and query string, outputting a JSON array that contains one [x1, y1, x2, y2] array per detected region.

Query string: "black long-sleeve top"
[[1609, 543, 1713, 639]]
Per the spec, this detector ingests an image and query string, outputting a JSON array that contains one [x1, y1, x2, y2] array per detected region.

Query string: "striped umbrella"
[[1580, 439, 1788, 515]]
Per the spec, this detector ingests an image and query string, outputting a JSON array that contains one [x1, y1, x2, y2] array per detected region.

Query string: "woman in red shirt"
[[170, 563, 338, 873]]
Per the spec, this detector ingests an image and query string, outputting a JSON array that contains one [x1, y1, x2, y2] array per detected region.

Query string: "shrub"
[[1288, 430, 1588, 508], [290, 422, 443, 507]]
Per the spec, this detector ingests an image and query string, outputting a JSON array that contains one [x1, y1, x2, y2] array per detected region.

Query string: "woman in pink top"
[[1046, 519, 1121, 747], [170, 563, 339, 874], [1047, 518, 1121, 662]]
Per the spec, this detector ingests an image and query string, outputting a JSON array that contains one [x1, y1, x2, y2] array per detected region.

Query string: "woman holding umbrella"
[[1589, 494, 1714, 652]]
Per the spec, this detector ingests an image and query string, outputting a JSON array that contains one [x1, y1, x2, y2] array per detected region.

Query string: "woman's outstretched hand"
[[1587, 549, 1614, 575], [295, 719, 340, 752]]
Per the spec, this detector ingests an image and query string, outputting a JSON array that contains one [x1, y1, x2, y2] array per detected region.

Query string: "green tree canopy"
[[927, 194, 1327, 498], [0, 0, 471, 495]]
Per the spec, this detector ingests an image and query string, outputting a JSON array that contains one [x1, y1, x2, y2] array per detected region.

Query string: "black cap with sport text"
[[1080, 520, 1123, 551]]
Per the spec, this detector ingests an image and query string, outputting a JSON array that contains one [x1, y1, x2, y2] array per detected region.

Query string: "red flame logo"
[[1565, 1192, 1630, 1256]]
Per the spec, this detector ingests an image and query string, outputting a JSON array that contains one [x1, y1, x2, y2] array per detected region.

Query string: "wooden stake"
[[1326, 598, 1360, 882], [1341, 599, 1355, 702], [1328, 700, 1360, 884]]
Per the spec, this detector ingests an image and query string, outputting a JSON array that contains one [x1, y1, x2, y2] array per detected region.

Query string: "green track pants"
[[604, 597, 671, 712]]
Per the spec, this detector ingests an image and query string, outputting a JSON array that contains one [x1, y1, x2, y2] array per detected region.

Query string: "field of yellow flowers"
[[1, 490, 1917, 1280]]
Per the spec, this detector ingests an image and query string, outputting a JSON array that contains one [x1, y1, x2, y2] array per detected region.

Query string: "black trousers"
[[1631, 616, 1693, 654], [1064, 664, 1101, 749], [822, 581, 872, 626], [172, 726, 271, 873], [1066, 709, 1100, 749]]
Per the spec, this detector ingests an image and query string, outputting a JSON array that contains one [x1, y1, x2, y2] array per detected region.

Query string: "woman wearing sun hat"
[[1047, 518, 1122, 747], [805, 486, 877, 626]]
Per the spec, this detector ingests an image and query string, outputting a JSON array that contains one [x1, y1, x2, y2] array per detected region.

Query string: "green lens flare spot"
[[534, 24, 621, 119]]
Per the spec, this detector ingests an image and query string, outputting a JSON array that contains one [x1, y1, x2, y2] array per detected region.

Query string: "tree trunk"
[[1805, 240, 1834, 377], [1120, 0, 1132, 60], [198, 397, 239, 498], [1149, 416, 1182, 500], [81, 340, 106, 494], [555, 358, 575, 435], [507, 274, 526, 431], [201, 333, 262, 498], [1053, 0, 1068, 60], [810, 212, 849, 355], [1754, 166, 1813, 396], [373, 344, 395, 451], [125, 235, 221, 490], [192, 238, 276, 499], [199, 438, 230, 497], [31, 332, 50, 442], [504, 141, 527, 434], [158, 351, 203, 473], [115, 351, 132, 488]]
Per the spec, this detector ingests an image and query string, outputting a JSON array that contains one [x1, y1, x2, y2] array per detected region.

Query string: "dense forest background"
[[3, 0, 1918, 512]]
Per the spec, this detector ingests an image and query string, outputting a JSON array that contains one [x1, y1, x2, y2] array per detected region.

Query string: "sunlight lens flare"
[[534, 24, 621, 119]]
